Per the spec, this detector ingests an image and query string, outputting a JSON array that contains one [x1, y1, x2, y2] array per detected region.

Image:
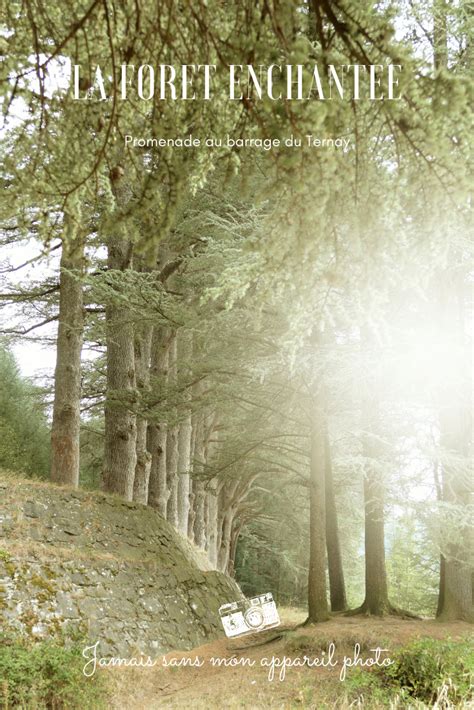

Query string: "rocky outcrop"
[[0, 475, 242, 655]]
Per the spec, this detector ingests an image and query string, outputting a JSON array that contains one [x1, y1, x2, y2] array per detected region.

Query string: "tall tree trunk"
[[360, 392, 390, 614], [188, 479, 196, 542], [193, 479, 206, 548], [50, 208, 84, 487], [204, 494, 210, 551], [204, 418, 219, 558], [434, 460, 446, 617], [437, 414, 473, 621], [228, 521, 242, 577], [432, 0, 473, 624], [148, 326, 170, 516], [187, 420, 197, 540], [102, 257, 136, 498], [177, 414, 192, 534], [177, 331, 192, 535], [324, 430, 347, 612], [166, 332, 179, 528], [102, 174, 137, 500], [437, 555, 446, 617], [217, 505, 235, 573], [357, 323, 392, 616], [207, 483, 219, 567], [436, 282, 473, 621], [217, 479, 240, 573], [362, 449, 390, 615], [133, 322, 153, 504], [148, 422, 168, 516], [306, 412, 330, 623], [192, 418, 207, 548]]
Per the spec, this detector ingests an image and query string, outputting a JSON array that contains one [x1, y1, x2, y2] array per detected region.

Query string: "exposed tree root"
[[300, 614, 331, 627], [389, 605, 421, 620], [344, 603, 367, 617], [344, 601, 421, 620]]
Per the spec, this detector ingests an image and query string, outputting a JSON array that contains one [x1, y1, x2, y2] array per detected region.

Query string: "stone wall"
[[0, 475, 243, 655]]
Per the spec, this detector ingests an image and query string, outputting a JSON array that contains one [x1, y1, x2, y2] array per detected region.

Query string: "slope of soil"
[[0, 472, 241, 655], [105, 609, 473, 709]]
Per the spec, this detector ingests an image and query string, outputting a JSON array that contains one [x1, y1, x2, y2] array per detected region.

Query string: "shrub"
[[0, 635, 107, 709], [343, 668, 394, 707], [0, 548, 12, 563], [380, 638, 474, 706], [0, 346, 50, 478]]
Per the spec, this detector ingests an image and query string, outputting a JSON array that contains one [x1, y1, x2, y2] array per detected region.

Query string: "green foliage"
[[380, 638, 474, 705], [236, 512, 309, 607], [340, 639, 474, 708], [0, 635, 107, 709], [343, 668, 395, 707], [0, 548, 12, 563], [0, 345, 50, 477], [387, 513, 439, 617]]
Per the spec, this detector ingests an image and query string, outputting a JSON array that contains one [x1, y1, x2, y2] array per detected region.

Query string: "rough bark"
[[148, 422, 168, 515], [102, 248, 137, 499], [177, 414, 192, 534], [205, 496, 211, 552], [217, 503, 235, 573], [216, 476, 253, 574], [207, 483, 219, 567], [437, 555, 446, 617], [50, 210, 84, 487], [204, 420, 220, 561], [177, 331, 192, 536], [191, 391, 210, 548], [133, 321, 153, 504], [228, 521, 242, 577], [306, 413, 330, 623], [439, 555, 473, 622], [355, 325, 392, 617], [436, 281, 473, 622], [362, 449, 390, 615], [434, 461, 446, 618], [432, 6, 473, 623], [102, 174, 137, 500], [187, 420, 198, 540], [192, 419, 207, 548], [147, 326, 170, 516], [324, 431, 347, 612], [187, 479, 196, 542], [193, 480, 206, 548], [165, 332, 179, 528]]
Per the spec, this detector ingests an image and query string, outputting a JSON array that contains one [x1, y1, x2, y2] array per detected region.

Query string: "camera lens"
[[244, 607, 264, 629]]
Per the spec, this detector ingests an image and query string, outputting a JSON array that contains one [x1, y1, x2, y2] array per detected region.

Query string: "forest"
[[0, 1, 473, 708]]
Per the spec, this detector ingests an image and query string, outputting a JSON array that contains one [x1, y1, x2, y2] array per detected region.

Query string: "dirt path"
[[105, 612, 472, 709]]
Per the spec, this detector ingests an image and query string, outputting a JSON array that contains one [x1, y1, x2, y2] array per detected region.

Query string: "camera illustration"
[[219, 592, 280, 638]]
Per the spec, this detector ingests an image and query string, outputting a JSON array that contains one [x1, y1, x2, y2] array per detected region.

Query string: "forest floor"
[[106, 608, 473, 709]]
